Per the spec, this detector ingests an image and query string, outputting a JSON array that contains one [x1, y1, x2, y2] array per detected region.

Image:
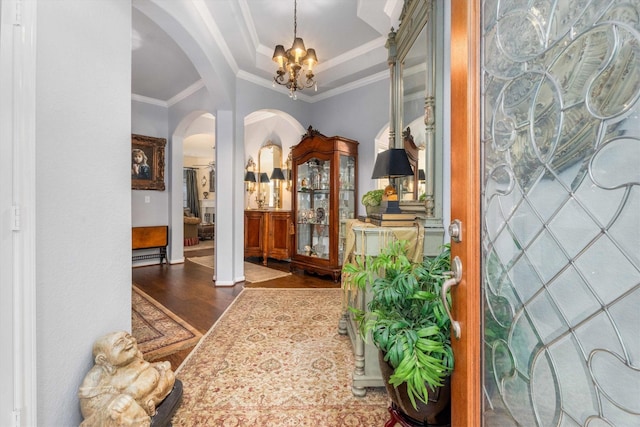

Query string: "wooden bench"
[[132, 226, 168, 265]]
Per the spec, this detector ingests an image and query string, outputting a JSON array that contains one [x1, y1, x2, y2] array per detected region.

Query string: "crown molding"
[[309, 69, 389, 103], [134, 65, 390, 107], [132, 80, 206, 108], [167, 80, 205, 107], [131, 93, 167, 107], [237, 68, 389, 104], [316, 36, 388, 74], [237, 70, 314, 103], [193, 0, 239, 73]]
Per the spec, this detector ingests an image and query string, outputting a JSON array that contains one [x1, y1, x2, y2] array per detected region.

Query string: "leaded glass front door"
[[480, 1, 640, 425]]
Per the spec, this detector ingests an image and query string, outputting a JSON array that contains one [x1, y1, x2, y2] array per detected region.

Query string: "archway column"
[[214, 110, 239, 286]]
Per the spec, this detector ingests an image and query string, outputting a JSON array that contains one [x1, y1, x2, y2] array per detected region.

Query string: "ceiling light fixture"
[[272, 0, 318, 99]]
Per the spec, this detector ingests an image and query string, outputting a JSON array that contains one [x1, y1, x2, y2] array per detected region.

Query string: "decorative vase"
[[378, 350, 451, 426]]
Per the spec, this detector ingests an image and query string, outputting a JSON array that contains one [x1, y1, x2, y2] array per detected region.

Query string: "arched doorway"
[[170, 111, 215, 271]]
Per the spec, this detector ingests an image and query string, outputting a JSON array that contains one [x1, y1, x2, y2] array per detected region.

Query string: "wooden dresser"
[[244, 209, 293, 265]]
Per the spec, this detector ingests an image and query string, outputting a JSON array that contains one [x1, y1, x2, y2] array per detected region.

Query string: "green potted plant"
[[343, 241, 453, 424], [361, 189, 384, 216]]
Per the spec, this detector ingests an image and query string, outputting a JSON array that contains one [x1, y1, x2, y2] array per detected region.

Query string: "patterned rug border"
[[132, 285, 203, 361]]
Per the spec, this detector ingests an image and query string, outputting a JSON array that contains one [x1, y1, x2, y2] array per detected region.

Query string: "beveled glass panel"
[[574, 235, 638, 305], [549, 335, 599, 422], [548, 197, 600, 258], [526, 230, 567, 284], [481, 1, 640, 425], [509, 255, 543, 303], [508, 199, 543, 248], [574, 311, 625, 362], [530, 349, 560, 426], [526, 171, 569, 223], [546, 267, 600, 327]]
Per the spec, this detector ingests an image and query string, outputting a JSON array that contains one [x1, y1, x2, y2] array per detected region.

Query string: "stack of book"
[[367, 212, 417, 227]]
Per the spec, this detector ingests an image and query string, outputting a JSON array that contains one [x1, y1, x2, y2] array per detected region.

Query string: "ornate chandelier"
[[272, 0, 318, 99]]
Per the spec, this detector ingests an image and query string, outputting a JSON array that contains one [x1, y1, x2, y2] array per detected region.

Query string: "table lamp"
[[371, 148, 413, 213], [270, 168, 285, 208], [256, 172, 270, 208]]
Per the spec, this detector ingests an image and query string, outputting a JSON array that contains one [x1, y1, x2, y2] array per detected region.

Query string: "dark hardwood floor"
[[132, 246, 339, 370]]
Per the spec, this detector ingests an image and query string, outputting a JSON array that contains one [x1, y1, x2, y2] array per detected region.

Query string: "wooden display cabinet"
[[244, 209, 293, 265], [290, 127, 358, 281]]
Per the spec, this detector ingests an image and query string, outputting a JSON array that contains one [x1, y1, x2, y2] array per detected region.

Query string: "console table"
[[132, 226, 168, 265], [339, 220, 424, 396]]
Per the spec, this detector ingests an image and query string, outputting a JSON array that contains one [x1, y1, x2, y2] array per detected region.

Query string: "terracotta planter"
[[378, 350, 451, 426]]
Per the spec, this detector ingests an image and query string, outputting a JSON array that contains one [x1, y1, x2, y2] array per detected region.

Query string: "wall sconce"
[[245, 157, 257, 209], [371, 148, 414, 214], [244, 170, 257, 193], [245, 157, 257, 194]]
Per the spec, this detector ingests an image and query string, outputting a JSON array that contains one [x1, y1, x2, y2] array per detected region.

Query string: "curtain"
[[185, 168, 200, 218], [209, 168, 215, 193]]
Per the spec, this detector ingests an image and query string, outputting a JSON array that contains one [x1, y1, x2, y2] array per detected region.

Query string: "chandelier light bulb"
[[272, 44, 286, 68], [304, 48, 317, 71], [291, 37, 306, 61]]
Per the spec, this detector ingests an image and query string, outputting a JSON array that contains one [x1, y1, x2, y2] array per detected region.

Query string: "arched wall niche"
[[244, 109, 305, 211]]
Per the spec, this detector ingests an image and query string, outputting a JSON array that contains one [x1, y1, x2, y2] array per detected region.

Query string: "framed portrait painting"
[[131, 134, 166, 191]]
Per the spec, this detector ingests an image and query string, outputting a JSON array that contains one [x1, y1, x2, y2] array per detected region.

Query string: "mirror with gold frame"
[[257, 141, 283, 209]]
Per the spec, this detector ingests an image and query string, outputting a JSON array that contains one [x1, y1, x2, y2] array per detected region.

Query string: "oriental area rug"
[[132, 285, 202, 361], [187, 256, 292, 283], [172, 288, 390, 426]]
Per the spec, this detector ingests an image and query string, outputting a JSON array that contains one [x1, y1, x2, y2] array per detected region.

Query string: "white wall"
[[36, 2, 131, 425]]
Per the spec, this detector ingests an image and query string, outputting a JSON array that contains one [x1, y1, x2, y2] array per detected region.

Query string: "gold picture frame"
[[131, 134, 166, 191]]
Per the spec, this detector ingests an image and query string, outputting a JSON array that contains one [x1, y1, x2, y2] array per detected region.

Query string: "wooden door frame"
[[450, 1, 481, 426]]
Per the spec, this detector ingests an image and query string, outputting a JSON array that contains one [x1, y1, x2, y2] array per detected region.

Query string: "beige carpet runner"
[[172, 288, 389, 426], [188, 256, 292, 283], [132, 285, 202, 361]]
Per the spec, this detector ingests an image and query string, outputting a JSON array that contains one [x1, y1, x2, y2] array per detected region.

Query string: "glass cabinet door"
[[296, 157, 330, 260], [338, 154, 356, 263]]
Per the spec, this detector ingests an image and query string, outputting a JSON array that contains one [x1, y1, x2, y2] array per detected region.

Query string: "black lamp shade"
[[259, 172, 270, 183], [244, 171, 257, 182], [418, 169, 426, 181], [270, 167, 285, 181], [371, 149, 414, 179]]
